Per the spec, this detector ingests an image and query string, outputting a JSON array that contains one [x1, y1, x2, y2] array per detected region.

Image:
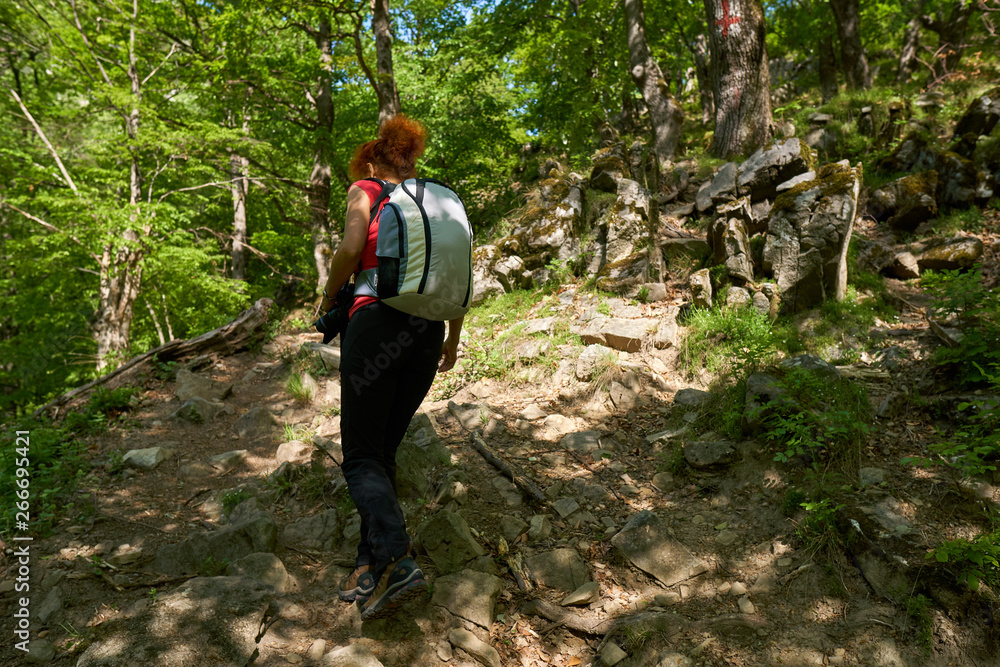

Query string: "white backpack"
[[354, 178, 474, 321]]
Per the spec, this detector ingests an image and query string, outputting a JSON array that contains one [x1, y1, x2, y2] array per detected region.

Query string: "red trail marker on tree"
[[714, 0, 740, 37]]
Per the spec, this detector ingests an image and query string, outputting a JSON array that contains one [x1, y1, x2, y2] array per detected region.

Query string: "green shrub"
[[922, 266, 1000, 385], [906, 594, 934, 654], [681, 305, 779, 381], [929, 529, 1000, 591], [222, 488, 254, 513], [286, 372, 315, 403]]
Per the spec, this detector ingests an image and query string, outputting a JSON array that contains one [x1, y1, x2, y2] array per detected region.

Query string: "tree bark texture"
[[896, 16, 922, 83], [94, 0, 144, 371], [694, 33, 715, 125], [372, 0, 401, 127], [624, 0, 684, 164], [829, 0, 871, 89], [703, 0, 773, 159], [230, 114, 249, 282], [310, 17, 335, 293], [818, 34, 838, 102], [921, 1, 975, 86]]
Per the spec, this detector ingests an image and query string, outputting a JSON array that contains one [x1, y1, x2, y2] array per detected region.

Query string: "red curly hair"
[[349, 115, 427, 181]]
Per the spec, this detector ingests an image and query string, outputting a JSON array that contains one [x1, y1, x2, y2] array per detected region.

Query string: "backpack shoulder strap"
[[360, 178, 396, 224]]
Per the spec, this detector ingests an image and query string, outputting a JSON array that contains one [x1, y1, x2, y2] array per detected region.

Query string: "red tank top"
[[349, 179, 389, 318]]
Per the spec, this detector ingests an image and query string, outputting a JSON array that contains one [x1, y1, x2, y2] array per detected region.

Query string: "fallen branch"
[[34, 298, 273, 418], [470, 432, 547, 504], [520, 598, 614, 636]]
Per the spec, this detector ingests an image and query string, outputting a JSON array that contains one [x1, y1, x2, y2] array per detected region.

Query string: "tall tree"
[[372, 0, 401, 126], [702, 0, 772, 158], [308, 17, 336, 292], [624, 0, 685, 163], [897, 1, 925, 83], [828, 0, 872, 89]]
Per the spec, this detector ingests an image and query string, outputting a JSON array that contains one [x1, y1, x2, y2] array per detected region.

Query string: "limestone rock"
[[209, 450, 248, 472], [300, 342, 341, 370], [419, 510, 485, 575], [526, 548, 589, 592], [684, 440, 737, 468], [869, 171, 938, 232], [952, 88, 1000, 138], [171, 397, 224, 424], [500, 516, 527, 541], [275, 440, 312, 465], [154, 511, 277, 576], [737, 138, 812, 202], [561, 581, 600, 606], [234, 407, 277, 439], [225, 553, 292, 594], [726, 286, 752, 309], [472, 245, 505, 306], [494, 254, 530, 292], [449, 628, 501, 667], [282, 509, 341, 552], [674, 388, 712, 408], [432, 569, 503, 629], [321, 645, 385, 667], [123, 446, 175, 471], [917, 236, 984, 271], [763, 164, 860, 313], [576, 344, 616, 381], [174, 368, 233, 403], [653, 307, 680, 349], [24, 639, 57, 664], [889, 252, 920, 279], [590, 144, 628, 192], [76, 576, 274, 667], [689, 268, 712, 309], [612, 511, 709, 586], [575, 316, 658, 352]]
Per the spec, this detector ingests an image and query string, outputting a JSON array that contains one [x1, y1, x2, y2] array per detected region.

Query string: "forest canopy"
[[1, 0, 998, 415]]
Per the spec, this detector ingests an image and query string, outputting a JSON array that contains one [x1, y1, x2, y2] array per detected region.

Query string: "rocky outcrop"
[[736, 138, 813, 202], [762, 163, 861, 313], [868, 171, 938, 232]]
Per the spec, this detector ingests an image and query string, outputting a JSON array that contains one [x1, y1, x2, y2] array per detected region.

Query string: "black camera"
[[314, 283, 355, 345]]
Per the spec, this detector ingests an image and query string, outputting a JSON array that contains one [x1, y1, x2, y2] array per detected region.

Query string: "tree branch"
[[1, 200, 96, 260], [141, 42, 177, 86], [3, 83, 80, 195]]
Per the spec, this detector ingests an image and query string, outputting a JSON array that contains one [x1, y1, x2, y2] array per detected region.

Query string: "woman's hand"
[[438, 316, 464, 372]]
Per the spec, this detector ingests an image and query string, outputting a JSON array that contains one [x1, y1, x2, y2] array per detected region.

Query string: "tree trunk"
[[897, 16, 922, 83], [310, 17, 335, 293], [829, 0, 871, 89], [230, 111, 249, 282], [703, 0, 773, 159], [922, 1, 975, 86], [818, 34, 838, 102], [94, 0, 144, 371], [624, 0, 685, 165], [372, 0, 401, 127], [694, 33, 714, 125]]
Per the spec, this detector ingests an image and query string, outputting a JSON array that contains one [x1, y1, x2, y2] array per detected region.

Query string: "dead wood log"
[[470, 432, 547, 504], [34, 298, 273, 418], [520, 598, 615, 636]]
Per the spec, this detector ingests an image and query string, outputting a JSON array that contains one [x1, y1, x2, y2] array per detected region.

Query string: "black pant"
[[339, 301, 444, 576]]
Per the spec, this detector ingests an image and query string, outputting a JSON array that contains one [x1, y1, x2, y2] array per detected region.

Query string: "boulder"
[[684, 440, 737, 468], [275, 440, 312, 465], [497, 182, 584, 272], [432, 569, 503, 629], [300, 342, 341, 370], [590, 144, 628, 192], [725, 286, 752, 309], [937, 152, 979, 208], [599, 178, 654, 266], [448, 629, 501, 667], [706, 162, 738, 207], [952, 88, 1000, 138], [889, 252, 920, 279], [282, 509, 342, 552], [174, 369, 233, 403], [123, 446, 176, 470], [471, 245, 505, 305], [762, 163, 860, 313], [395, 412, 450, 498], [576, 344, 616, 381], [419, 510, 485, 575], [574, 317, 658, 353], [234, 407, 277, 439], [154, 511, 278, 575], [868, 171, 938, 232], [171, 397, 224, 424], [494, 254, 530, 292], [526, 548, 589, 592], [321, 645, 385, 667], [689, 268, 712, 309], [611, 511, 709, 586], [917, 236, 984, 271], [225, 553, 292, 594], [76, 576, 274, 667], [737, 138, 812, 202]]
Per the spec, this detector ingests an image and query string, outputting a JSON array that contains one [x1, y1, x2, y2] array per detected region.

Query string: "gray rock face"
[[684, 440, 737, 468], [171, 396, 224, 424], [576, 344, 616, 381], [301, 342, 341, 370], [225, 553, 291, 593], [611, 511, 709, 586], [917, 236, 984, 271], [449, 628, 501, 667], [123, 446, 176, 470], [174, 368, 233, 403], [590, 144, 627, 192], [742, 372, 789, 435], [432, 569, 503, 629], [601, 179, 653, 266], [472, 245, 505, 306], [275, 440, 312, 465], [725, 286, 752, 309], [707, 162, 738, 206], [76, 576, 274, 667], [952, 88, 1000, 138], [575, 316, 657, 352], [282, 509, 342, 552], [937, 152, 980, 208], [869, 172, 938, 232], [763, 164, 860, 313], [527, 548, 590, 592], [234, 407, 277, 439], [737, 138, 811, 202], [396, 413, 450, 499], [779, 354, 840, 379], [654, 307, 680, 349], [36, 586, 62, 624], [419, 510, 485, 575], [889, 251, 920, 279], [494, 254, 530, 292], [674, 388, 712, 408], [560, 430, 603, 455], [689, 268, 712, 309], [24, 639, 56, 664], [321, 645, 385, 667], [154, 511, 277, 575]]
